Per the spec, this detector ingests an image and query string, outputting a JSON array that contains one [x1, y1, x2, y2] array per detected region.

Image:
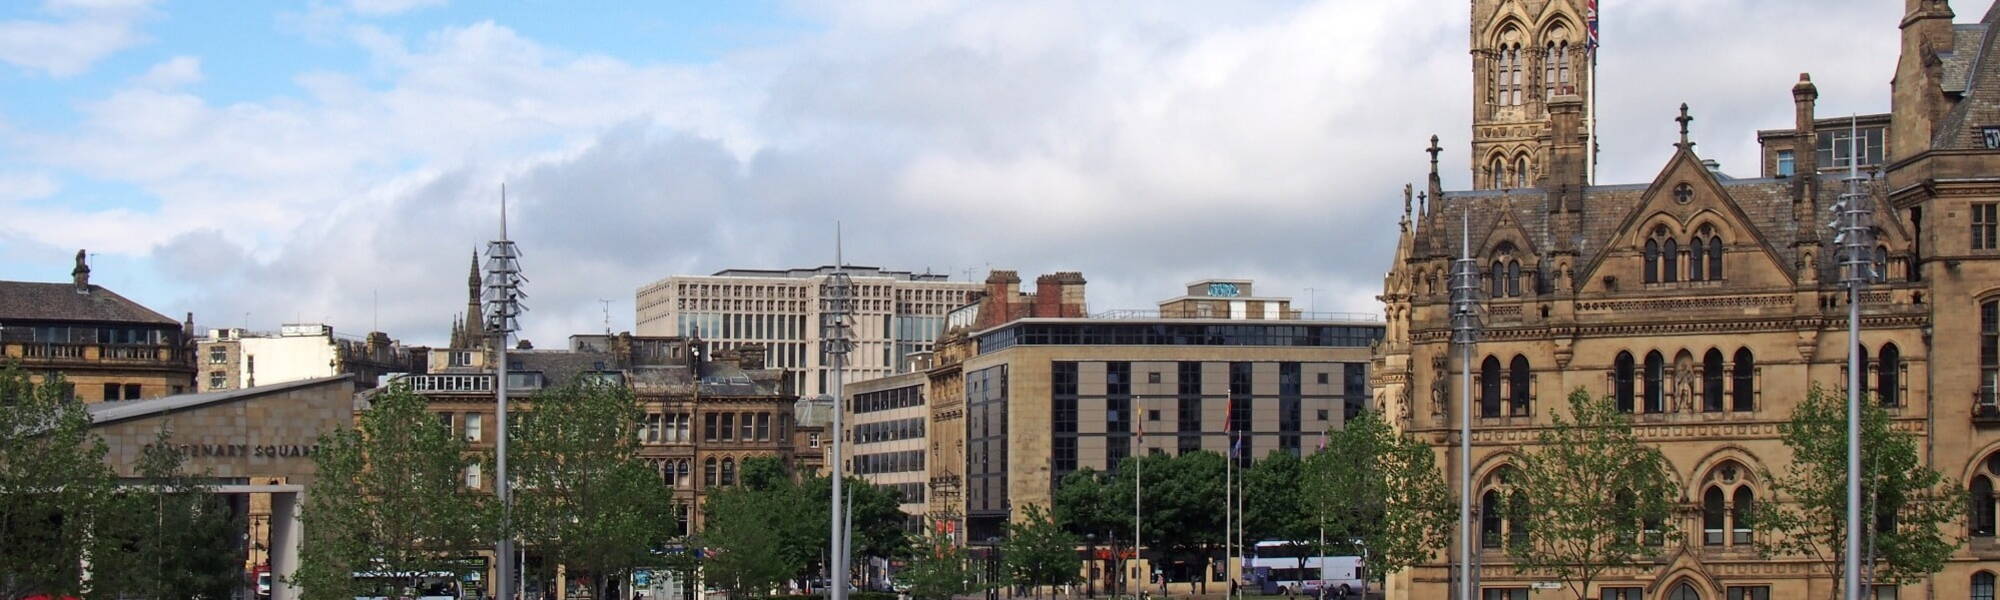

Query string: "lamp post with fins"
[[1832, 115, 1874, 600], [1450, 211, 1481, 600], [486, 185, 528, 600], [823, 225, 854, 600]]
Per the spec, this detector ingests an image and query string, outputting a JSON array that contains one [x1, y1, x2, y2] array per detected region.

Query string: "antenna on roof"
[[599, 299, 612, 336], [835, 220, 844, 269]]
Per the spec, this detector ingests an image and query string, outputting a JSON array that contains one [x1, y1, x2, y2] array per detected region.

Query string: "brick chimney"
[[1793, 74, 1822, 238], [1033, 274, 1064, 317], [1052, 272, 1087, 316], [978, 270, 1022, 329], [1546, 94, 1586, 213], [72, 249, 91, 292]]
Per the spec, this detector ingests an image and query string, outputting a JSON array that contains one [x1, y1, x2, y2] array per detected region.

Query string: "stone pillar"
[[271, 491, 302, 600]]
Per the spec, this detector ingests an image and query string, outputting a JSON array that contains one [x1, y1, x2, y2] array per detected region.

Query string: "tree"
[[1111, 452, 1224, 594], [901, 522, 975, 600], [1505, 390, 1679, 600], [1053, 468, 1126, 597], [1001, 504, 1080, 599], [514, 382, 681, 600], [1300, 411, 1453, 585], [1244, 450, 1314, 590], [0, 366, 117, 600], [701, 484, 798, 597], [91, 428, 243, 600], [797, 473, 911, 585], [1754, 385, 1962, 599], [293, 386, 492, 600]]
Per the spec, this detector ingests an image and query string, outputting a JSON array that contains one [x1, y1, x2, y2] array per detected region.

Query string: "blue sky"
[[0, 0, 1905, 346]]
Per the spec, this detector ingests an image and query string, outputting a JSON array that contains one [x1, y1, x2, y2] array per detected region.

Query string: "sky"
[[0, 0, 1908, 347]]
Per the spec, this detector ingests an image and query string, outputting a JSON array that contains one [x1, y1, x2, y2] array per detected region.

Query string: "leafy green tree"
[[701, 484, 798, 597], [1053, 468, 1126, 596], [1001, 504, 1079, 599], [901, 522, 974, 600], [1300, 411, 1452, 585], [1506, 390, 1679, 600], [1754, 385, 1963, 599], [91, 428, 243, 600], [1244, 450, 1314, 587], [1111, 452, 1223, 594], [514, 382, 681, 600], [293, 386, 491, 600], [0, 366, 116, 600], [797, 473, 911, 584]]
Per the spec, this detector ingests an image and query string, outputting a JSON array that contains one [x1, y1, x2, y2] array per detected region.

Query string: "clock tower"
[[1469, 0, 1594, 190]]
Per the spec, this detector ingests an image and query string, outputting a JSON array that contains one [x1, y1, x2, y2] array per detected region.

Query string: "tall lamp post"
[[1832, 117, 1874, 600], [1449, 212, 1482, 600], [485, 189, 527, 600], [823, 239, 854, 600]]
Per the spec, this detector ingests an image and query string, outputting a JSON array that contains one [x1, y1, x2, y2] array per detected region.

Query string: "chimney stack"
[[71, 249, 91, 291], [1546, 94, 1587, 213], [1793, 73, 1819, 179]]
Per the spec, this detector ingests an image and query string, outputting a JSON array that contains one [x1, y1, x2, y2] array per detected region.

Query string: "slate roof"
[[87, 375, 351, 426], [0, 281, 179, 325], [1416, 161, 1875, 285], [1935, 2, 2000, 149]]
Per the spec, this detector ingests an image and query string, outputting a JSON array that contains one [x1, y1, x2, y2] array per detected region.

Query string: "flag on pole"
[[1586, 0, 1599, 49]]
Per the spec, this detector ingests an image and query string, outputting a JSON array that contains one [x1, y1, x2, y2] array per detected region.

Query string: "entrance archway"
[[1667, 582, 1701, 600]]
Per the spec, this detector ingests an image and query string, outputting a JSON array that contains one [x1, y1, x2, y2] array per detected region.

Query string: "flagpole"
[[1225, 408, 1235, 600], [1585, 0, 1599, 185]]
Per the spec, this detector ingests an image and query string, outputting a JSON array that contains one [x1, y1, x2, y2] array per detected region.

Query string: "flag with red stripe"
[[1586, 0, 1599, 49]]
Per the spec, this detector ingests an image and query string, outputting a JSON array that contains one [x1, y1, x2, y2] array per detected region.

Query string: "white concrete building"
[[197, 324, 409, 392], [634, 266, 980, 397]]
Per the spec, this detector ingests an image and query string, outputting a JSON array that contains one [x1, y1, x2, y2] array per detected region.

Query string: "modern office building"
[[1374, 1, 2000, 598], [634, 266, 982, 398], [196, 323, 412, 392], [844, 371, 930, 518], [0, 250, 196, 401], [916, 272, 1383, 592]]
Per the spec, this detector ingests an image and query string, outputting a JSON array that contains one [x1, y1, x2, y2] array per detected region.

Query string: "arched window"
[[1858, 345, 1871, 397], [1708, 236, 1725, 279], [1507, 489, 1529, 547], [1644, 351, 1665, 413], [1732, 348, 1756, 412], [1733, 487, 1755, 544], [1507, 45, 1523, 105], [721, 457, 736, 486], [678, 459, 691, 488], [1669, 582, 1701, 600], [1481, 356, 1503, 418], [1644, 239, 1660, 284], [1481, 489, 1503, 548], [1702, 349, 1725, 412], [1984, 300, 1998, 408], [1614, 352, 1636, 412], [1874, 245, 1890, 283], [704, 457, 719, 487], [1491, 158, 1506, 188], [1702, 487, 1726, 546], [1507, 260, 1522, 297], [1974, 571, 1995, 600], [1973, 463, 1997, 537], [1663, 238, 1681, 283], [1544, 42, 1559, 99], [1509, 355, 1532, 416], [1690, 235, 1707, 281], [1879, 343, 1901, 406], [1491, 260, 1505, 299], [1516, 156, 1530, 188]]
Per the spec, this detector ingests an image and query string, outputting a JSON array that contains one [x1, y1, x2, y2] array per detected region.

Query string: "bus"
[[1244, 541, 1366, 599], [352, 571, 464, 600]]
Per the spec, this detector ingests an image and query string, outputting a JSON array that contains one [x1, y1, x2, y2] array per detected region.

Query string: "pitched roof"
[[0, 281, 179, 325], [87, 375, 352, 426], [1934, 3, 2000, 149]]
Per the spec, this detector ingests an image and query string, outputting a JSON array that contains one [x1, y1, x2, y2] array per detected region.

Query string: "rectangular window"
[[809, 433, 820, 448], [1147, 372, 1162, 384], [208, 348, 228, 364], [1726, 587, 1771, 600], [1775, 149, 1795, 177], [1984, 300, 1999, 407], [440, 412, 455, 430], [756, 413, 771, 441], [209, 371, 226, 389], [1603, 588, 1645, 600], [466, 413, 483, 442], [1481, 590, 1527, 600], [123, 383, 141, 400], [103, 383, 121, 401], [465, 463, 482, 489], [1976, 202, 1998, 251], [704, 413, 719, 442]]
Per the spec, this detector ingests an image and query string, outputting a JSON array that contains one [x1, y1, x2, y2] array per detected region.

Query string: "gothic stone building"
[[1375, 1, 2000, 599]]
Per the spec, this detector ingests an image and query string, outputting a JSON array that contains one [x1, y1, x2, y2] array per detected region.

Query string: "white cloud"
[[346, 0, 448, 17], [0, 171, 60, 202], [133, 55, 200, 88], [3, 0, 1911, 345], [0, 0, 154, 77]]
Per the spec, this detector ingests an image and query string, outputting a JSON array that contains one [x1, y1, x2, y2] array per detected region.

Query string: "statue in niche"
[[1673, 354, 1698, 413], [1431, 367, 1450, 420]]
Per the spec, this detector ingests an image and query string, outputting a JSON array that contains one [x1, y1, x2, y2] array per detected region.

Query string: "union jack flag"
[[1586, 0, 1599, 49]]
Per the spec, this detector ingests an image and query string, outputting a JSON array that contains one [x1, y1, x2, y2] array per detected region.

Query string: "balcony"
[[395, 373, 495, 394], [3, 342, 186, 368], [1974, 388, 2000, 426]]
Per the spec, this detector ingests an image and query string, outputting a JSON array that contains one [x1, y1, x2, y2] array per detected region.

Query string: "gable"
[[1576, 148, 1797, 292]]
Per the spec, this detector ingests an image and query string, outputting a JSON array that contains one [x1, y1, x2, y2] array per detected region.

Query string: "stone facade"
[[0, 252, 196, 401], [1469, 0, 1594, 191], [1374, 2, 2000, 599]]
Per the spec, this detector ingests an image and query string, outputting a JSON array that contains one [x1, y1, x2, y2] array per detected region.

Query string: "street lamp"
[[1830, 116, 1874, 600], [1086, 533, 1098, 599], [986, 537, 1002, 600]]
